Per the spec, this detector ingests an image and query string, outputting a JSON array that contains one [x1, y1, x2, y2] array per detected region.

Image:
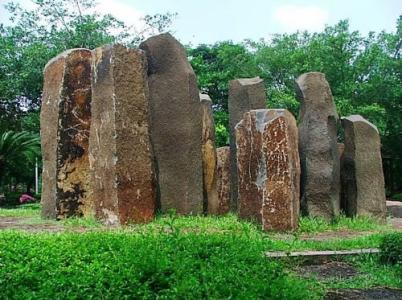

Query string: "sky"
[[0, 0, 401, 45]]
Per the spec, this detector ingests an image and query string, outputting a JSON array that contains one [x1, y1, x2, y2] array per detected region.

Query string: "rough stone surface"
[[216, 147, 231, 215], [139, 34, 203, 214], [200, 93, 219, 214], [296, 72, 340, 220], [228, 77, 266, 211], [89, 45, 156, 225], [41, 48, 92, 219], [236, 109, 300, 231], [341, 115, 386, 219]]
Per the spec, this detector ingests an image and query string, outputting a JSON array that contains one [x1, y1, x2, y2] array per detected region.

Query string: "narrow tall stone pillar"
[[89, 45, 156, 225], [216, 146, 231, 215], [228, 78, 266, 211], [140, 34, 203, 214], [341, 115, 386, 219], [200, 93, 219, 214], [41, 48, 92, 219], [296, 72, 340, 220], [236, 109, 300, 231]]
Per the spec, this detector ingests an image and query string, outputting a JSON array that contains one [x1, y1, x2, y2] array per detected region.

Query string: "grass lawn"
[[0, 203, 401, 299]]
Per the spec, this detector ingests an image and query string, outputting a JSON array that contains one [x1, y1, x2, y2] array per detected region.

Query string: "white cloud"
[[94, 0, 145, 30], [273, 4, 329, 32]]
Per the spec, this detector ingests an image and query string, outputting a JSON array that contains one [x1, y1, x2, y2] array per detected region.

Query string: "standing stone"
[[296, 72, 340, 220], [216, 147, 231, 215], [200, 93, 219, 214], [229, 77, 266, 211], [140, 34, 203, 214], [341, 115, 386, 219], [89, 45, 156, 225], [236, 109, 300, 231], [41, 49, 92, 219]]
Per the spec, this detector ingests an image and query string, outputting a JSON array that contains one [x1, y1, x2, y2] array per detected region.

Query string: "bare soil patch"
[[0, 216, 81, 232], [325, 288, 402, 300], [297, 261, 360, 280]]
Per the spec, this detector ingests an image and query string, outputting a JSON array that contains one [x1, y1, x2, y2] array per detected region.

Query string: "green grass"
[[298, 215, 391, 233], [1, 204, 401, 298], [295, 255, 402, 292], [0, 202, 41, 217], [0, 231, 322, 299]]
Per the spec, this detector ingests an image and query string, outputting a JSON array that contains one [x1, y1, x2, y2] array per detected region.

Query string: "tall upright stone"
[[140, 34, 203, 214], [89, 45, 156, 225], [41, 49, 92, 219], [236, 109, 300, 231], [200, 93, 219, 214], [228, 77, 266, 211], [341, 115, 386, 219], [216, 146, 231, 215], [296, 72, 340, 220]]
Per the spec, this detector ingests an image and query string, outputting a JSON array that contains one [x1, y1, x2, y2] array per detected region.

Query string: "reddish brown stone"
[[200, 93, 219, 214], [228, 77, 266, 212], [89, 45, 156, 225], [41, 49, 92, 219], [236, 109, 300, 231], [216, 147, 230, 215]]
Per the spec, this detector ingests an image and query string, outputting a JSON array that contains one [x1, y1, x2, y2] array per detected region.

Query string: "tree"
[[0, 131, 40, 190], [0, 0, 176, 133]]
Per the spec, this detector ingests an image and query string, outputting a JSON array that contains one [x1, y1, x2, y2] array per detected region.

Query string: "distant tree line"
[[0, 0, 401, 196]]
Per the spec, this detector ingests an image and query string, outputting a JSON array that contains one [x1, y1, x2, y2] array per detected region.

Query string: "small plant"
[[379, 232, 402, 265]]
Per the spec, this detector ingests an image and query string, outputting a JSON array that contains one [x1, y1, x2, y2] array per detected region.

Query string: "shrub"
[[379, 233, 402, 265], [19, 194, 35, 204], [0, 231, 320, 299], [1, 191, 21, 206], [391, 193, 402, 201]]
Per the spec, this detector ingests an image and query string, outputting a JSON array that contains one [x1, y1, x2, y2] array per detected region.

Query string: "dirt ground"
[[325, 288, 402, 300], [0, 216, 87, 232], [297, 261, 360, 280]]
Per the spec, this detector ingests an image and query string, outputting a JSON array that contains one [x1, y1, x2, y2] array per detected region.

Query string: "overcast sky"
[[1, 0, 401, 45]]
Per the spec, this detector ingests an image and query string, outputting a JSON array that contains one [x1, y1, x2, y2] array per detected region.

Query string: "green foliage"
[[0, 231, 319, 299], [391, 193, 402, 201], [0, 0, 176, 132], [298, 215, 390, 234], [0, 130, 40, 188], [191, 18, 402, 190], [379, 232, 402, 265]]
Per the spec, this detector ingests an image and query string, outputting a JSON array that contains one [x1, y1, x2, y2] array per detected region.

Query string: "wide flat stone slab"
[[265, 248, 380, 258]]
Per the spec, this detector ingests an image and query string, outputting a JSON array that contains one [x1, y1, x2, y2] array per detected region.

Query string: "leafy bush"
[[0, 231, 320, 299], [391, 193, 402, 201], [1, 191, 21, 206], [379, 233, 402, 265]]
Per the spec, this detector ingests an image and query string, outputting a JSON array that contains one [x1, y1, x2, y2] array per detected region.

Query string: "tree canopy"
[[1, 0, 401, 194]]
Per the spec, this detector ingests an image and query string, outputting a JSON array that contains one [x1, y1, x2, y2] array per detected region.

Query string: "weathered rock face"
[[41, 48, 92, 219], [236, 109, 300, 231], [200, 93, 219, 214], [216, 147, 231, 215], [89, 45, 156, 225], [296, 72, 340, 221], [140, 33, 203, 214], [228, 77, 266, 211], [341, 115, 386, 219]]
